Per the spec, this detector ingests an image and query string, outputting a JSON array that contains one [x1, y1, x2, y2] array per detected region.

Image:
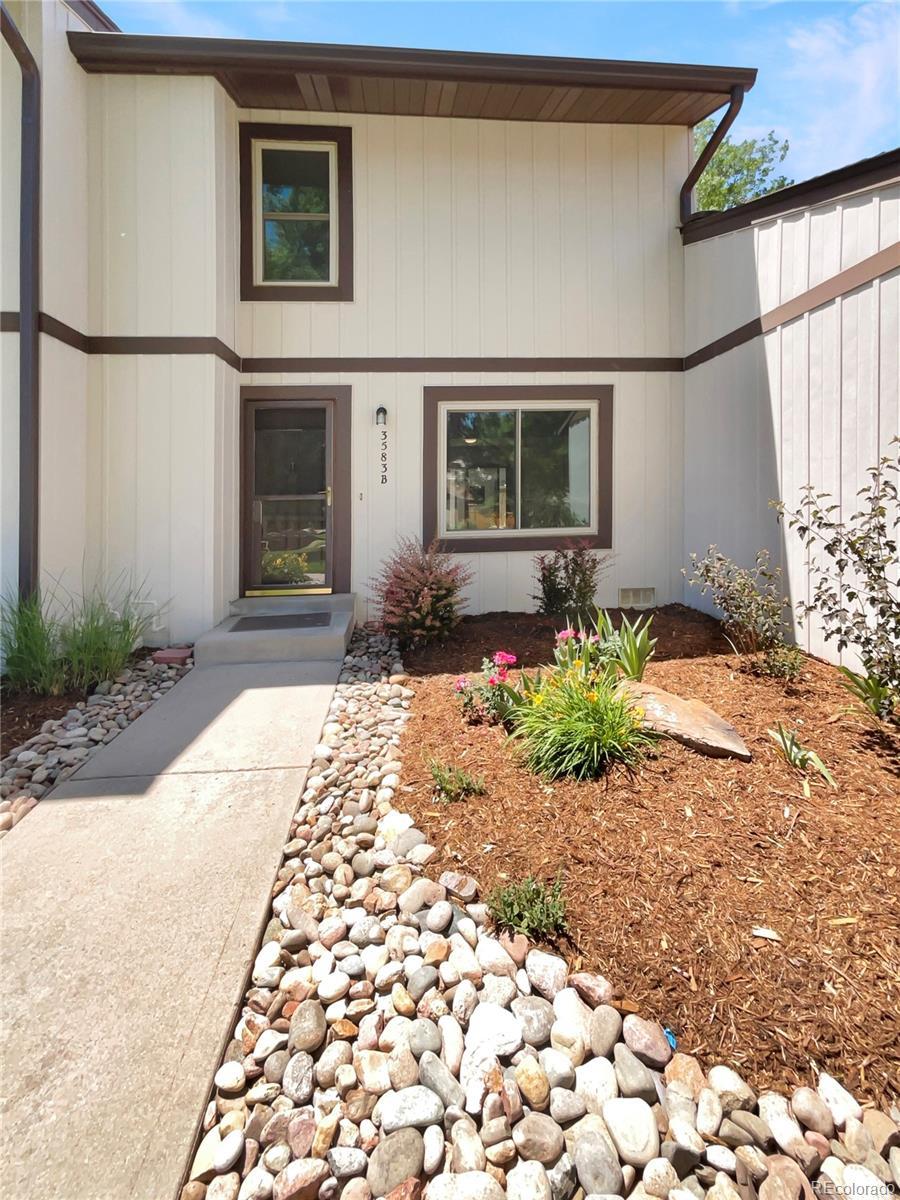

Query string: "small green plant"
[[684, 546, 792, 655], [510, 671, 656, 780], [261, 549, 310, 585], [488, 875, 568, 939], [837, 667, 897, 723], [0, 590, 67, 695], [603, 610, 656, 681], [758, 644, 805, 681], [455, 651, 521, 725], [372, 538, 473, 648], [428, 760, 486, 803], [768, 722, 836, 794], [532, 543, 611, 621]]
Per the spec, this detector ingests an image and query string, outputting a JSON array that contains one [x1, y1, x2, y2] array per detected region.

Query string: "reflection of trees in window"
[[521, 410, 590, 530], [446, 411, 517, 531], [261, 147, 332, 281]]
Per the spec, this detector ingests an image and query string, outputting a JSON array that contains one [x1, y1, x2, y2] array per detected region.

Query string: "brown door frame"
[[240, 385, 352, 595]]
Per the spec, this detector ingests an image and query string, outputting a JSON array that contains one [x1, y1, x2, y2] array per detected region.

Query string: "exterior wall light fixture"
[[375, 406, 387, 426]]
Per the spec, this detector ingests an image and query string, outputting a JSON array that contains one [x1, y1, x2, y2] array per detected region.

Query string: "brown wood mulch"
[[0, 688, 85, 757], [399, 605, 900, 1106]]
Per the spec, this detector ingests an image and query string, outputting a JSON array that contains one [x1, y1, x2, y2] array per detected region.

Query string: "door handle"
[[324, 486, 332, 507]]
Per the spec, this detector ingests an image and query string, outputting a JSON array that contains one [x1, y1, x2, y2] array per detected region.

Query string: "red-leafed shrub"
[[371, 538, 472, 648]]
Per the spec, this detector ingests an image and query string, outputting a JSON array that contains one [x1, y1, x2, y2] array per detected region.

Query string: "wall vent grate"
[[618, 587, 656, 609]]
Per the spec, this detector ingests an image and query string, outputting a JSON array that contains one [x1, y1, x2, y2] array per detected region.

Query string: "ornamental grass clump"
[[510, 669, 656, 780], [371, 537, 472, 649]]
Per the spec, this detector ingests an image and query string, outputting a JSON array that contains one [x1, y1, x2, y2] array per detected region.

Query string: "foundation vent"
[[618, 587, 656, 609]]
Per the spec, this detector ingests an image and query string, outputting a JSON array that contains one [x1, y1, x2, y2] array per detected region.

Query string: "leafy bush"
[[773, 441, 899, 707], [768, 722, 836, 794], [372, 538, 472, 648], [757, 644, 805, 681], [488, 875, 568, 939], [510, 670, 656, 779], [532, 543, 610, 620], [429, 760, 486, 803], [684, 547, 794, 655], [591, 610, 657, 681], [1, 582, 154, 696], [455, 651, 520, 725], [261, 549, 310, 585], [0, 591, 67, 695]]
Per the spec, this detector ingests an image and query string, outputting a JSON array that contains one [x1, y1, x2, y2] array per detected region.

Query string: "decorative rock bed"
[[184, 631, 899, 1200], [0, 653, 193, 836]]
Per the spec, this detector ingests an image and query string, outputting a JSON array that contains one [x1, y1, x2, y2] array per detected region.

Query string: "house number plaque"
[[380, 429, 388, 485]]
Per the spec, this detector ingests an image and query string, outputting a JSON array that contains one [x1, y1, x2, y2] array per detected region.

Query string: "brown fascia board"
[[64, 1, 120, 33], [682, 146, 900, 243], [67, 31, 756, 98]]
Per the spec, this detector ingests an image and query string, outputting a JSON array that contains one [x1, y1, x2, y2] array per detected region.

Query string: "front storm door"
[[247, 401, 333, 594]]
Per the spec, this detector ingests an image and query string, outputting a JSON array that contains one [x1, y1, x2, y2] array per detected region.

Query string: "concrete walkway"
[[0, 661, 338, 1200]]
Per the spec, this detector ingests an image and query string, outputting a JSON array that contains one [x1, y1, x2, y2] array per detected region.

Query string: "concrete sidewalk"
[[0, 661, 338, 1200]]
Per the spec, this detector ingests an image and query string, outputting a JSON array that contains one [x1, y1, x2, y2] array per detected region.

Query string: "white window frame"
[[438, 399, 599, 540], [252, 139, 339, 288]]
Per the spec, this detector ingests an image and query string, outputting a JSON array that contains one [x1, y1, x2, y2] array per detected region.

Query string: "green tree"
[[693, 118, 793, 211]]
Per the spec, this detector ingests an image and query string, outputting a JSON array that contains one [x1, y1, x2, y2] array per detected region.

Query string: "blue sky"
[[102, 0, 899, 183]]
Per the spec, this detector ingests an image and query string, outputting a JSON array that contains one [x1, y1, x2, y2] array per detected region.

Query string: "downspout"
[[1, 1, 40, 598], [679, 84, 744, 227]]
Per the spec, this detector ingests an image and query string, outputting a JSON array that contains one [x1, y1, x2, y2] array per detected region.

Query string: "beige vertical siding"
[[236, 112, 689, 359], [683, 185, 900, 665]]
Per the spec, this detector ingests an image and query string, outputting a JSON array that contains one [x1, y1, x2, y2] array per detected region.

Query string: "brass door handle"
[[324, 486, 332, 507]]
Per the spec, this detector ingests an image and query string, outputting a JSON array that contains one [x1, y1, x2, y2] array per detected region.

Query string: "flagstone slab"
[[622, 681, 752, 761]]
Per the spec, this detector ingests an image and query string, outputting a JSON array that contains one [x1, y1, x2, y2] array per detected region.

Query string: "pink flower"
[[454, 676, 469, 692], [488, 675, 499, 686], [492, 650, 517, 667], [496, 666, 509, 682], [556, 628, 577, 641]]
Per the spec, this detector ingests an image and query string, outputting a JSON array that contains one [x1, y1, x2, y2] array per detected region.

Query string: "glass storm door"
[[249, 402, 332, 593]]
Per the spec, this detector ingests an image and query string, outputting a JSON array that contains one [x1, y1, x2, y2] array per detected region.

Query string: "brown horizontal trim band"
[[90, 335, 242, 370], [1, 310, 19, 333], [436, 535, 613, 554], [68, 32, 756, 97], [243, 356, 685, 373], [39, 312, 90, 354], [685, 242, 900, 369], [682, 148, 900, 244]]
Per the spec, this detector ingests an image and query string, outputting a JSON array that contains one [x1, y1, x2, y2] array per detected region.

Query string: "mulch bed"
[[0, 688, 86, 757], [399, 605, 900, 1105]]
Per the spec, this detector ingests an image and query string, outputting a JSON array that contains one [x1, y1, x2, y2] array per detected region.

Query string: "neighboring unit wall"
[[684, 184, 900, 664], [1, 18, 23, 598]]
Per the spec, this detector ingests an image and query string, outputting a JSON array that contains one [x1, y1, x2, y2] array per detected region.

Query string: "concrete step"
[[195, 605, 354, 666], [229, 593, 355, 617]]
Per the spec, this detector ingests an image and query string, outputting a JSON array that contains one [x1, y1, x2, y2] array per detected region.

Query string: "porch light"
[[375, 406, 387, 426]]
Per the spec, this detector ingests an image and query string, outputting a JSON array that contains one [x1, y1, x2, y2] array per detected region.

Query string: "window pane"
[[445, 410, 517, 532], [260, 498, 327, 587], [255, 407, 326, 496], [521, 409, 591, 529], [261, 147, 330, 214], [263, 219, 330, 282]]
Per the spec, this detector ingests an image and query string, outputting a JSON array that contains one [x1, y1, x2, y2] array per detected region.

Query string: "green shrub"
[[488, 875, 568, 939], [510, 670, 656, 779], [455, 651, 521, 725], [590, 610, 656, 681], [773, 440, 899, 712], [261, 549, 310, 585], [684, 546, 792, 655], [0, 591, 67, 695], [532, 543, 610, 621], [372, 538, 472, 648], [757, 644, 805, 681], [60, 588, 154, 691], [429, 760, 486, 803]]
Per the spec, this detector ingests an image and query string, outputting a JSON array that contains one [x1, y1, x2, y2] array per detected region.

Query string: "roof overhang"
[[67, 32, 756, 125]]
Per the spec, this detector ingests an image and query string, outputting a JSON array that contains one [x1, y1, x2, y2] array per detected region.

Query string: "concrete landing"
[[0, 662, 339, 1200], [195, 596, 355, 666]]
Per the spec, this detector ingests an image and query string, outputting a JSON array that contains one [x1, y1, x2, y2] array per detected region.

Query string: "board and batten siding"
[[236, 110, 689, 359], [241, 370, 685, 623], [683, 183, 900, 665]]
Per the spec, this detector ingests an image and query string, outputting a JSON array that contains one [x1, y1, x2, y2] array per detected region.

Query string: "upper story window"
[[240, 124, 353, 302]]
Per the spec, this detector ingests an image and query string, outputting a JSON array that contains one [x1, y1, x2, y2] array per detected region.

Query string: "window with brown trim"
[[423, 386, 613, 553], [240, 123, 353, 302]]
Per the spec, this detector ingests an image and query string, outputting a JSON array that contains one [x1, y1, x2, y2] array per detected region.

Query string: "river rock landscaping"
[[0, 652, 193, 836], [184, 628, 899, 1200]]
